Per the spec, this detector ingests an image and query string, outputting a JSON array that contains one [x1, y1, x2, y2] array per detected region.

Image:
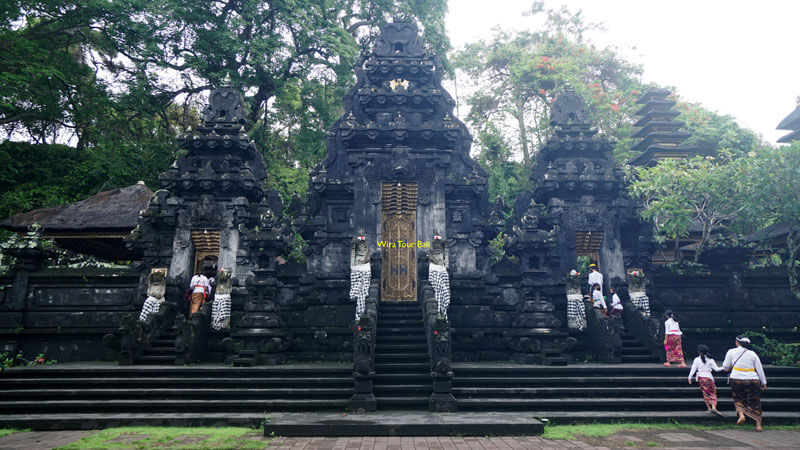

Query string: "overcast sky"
[[446, 0, 800, 145]]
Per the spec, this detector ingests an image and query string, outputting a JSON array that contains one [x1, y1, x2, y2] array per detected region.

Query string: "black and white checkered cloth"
[[211, 293, 231, 330], [138, 296, 164, 322], [429, 263, 450, 318], [567, 293, 587, 331], [630, 291, 651, 317], [350, 265, 370, 321]]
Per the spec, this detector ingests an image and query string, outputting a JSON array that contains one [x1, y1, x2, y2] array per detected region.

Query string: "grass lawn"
[[0, 429, 29, 438], [55, 426, 271, 450]]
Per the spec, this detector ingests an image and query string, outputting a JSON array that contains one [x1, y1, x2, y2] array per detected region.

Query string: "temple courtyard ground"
[[1, 425, 799, 449]]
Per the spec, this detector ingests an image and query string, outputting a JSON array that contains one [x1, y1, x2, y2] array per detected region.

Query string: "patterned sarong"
[[350, 264, 370, 321], [138, 296, 164, 322], [429, 263, 450, 318], [731, 379, 762, 421], [566, 293, 587, 331], [665, 334, 684, 363], [698, 377, 717, 408], [211, 293, 231, 331], [629, 291, 650, 317]]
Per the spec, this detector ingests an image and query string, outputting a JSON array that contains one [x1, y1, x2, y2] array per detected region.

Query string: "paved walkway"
[[1, 429, 799, 449]]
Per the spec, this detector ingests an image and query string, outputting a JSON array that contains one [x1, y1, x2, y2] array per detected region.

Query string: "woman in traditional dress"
[[688, 344, 724, 417], [591, 283, 607, 316], [608, 286, 623, 318], [663, 310, 687, 367], [722, 336, 767, 431]]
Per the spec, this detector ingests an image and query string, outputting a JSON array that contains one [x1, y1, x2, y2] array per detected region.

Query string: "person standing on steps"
[[663, 310, 687, 367], [688, 344, 724, 417], [587, 263, 603, 292], [188, 271, 211, 315], [722, 335, 767, 432], [608, 286, 623, 318], [591, 283, 607, 316]]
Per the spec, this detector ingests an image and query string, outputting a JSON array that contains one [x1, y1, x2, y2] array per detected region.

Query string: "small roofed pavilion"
[[629, 88, 703, 167], [1, 182, 152, 261], [777, 103, 800, 143]]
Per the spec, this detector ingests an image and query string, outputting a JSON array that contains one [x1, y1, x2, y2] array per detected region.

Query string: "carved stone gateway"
[[380, 183, 418, 302]]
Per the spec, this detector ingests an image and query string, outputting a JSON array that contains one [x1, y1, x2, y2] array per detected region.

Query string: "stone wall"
[[648, 268, 800, 358], [0, 266, 141, 362]]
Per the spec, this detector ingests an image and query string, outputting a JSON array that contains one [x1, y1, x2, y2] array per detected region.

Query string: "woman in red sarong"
[[688, 344, 724, 416], [663, 310, 686, 367]]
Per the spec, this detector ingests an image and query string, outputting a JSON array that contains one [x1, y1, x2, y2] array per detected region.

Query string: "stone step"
[[455, 398, 800, 411], [373, 374, 432, 384], [620, 347, 654, 355], [452, 386, 800, 398], [374, 363, 430, 373], [133, 355, 175, 364], [374, 353, 429, 363], [1, 366, 353, 378], [621, 355, 661, 363], [372, 344, 429, 353], [0, 388, 353, 400], [377, 327, 426, 334], [375, 397, 430, 409], [0, 399, 349, 414], [452, 376, 800, 387], [0, 377, 353, 389], [376, 335, 427, 343], [372, 385, 433, 396]]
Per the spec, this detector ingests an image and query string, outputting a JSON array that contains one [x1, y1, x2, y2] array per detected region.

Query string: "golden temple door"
[[380, 183, 418, 302]]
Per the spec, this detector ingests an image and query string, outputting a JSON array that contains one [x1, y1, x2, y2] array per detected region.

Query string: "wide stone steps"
[[373, 302, 431, 410], [2, 364, 799, 429]]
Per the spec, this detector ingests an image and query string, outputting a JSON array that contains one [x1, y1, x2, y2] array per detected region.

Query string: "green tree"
[[737, 142, 800, 299], [453, 2, 644, 208], [629, 155, 740, 263], [454, 2, 643, 166], [2, 0, 451, 220]]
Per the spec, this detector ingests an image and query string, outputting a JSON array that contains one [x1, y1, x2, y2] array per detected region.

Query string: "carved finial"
[[221, 73, 233, 87]]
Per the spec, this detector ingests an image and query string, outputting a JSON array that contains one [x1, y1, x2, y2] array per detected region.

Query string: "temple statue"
[[138, 268, 167, 323], [211, 268, 232, 330], [350, 235, 371, 321], [428, 235, 451, 318]]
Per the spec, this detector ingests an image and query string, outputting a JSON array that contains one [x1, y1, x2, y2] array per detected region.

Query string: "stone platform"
[[262, 412, 544, 436]]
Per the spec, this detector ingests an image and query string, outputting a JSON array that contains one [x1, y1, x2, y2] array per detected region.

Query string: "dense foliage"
[[1, 0, 450, 218]]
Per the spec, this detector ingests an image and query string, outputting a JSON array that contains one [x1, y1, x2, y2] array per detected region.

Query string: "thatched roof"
[[746, 222, 799, 244], [1, 183, 152, 261], [1, 182, 152, 232]]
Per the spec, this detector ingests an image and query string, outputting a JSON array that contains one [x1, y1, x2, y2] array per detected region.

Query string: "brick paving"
[[1, 429, 799, 449]]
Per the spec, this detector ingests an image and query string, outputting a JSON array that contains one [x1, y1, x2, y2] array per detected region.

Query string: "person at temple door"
[[189, 271, 211, 314], [588, 264, 603, 292]]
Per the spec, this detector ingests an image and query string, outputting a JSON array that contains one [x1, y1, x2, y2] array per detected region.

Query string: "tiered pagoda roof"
[[629, 88, 700, 167], [777, 103, 800, 143]]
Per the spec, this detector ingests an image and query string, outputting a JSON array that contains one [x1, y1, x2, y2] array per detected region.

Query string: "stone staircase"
[[0, 364, 353, 429], [373, 302, 431, 410], [2, 363, 800, 430], [133, 329, 177, 365], [620, 331, 659, 364], [452, 364, 800, 423]]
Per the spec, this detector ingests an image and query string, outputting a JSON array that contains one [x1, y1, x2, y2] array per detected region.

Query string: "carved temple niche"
[[381, 182, 418, 302], [191, 229, 220, 276], [576, 231, 603, 267]]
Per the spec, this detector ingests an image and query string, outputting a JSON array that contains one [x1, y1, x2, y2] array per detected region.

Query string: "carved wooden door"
[[381, 183, 417, 302]]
